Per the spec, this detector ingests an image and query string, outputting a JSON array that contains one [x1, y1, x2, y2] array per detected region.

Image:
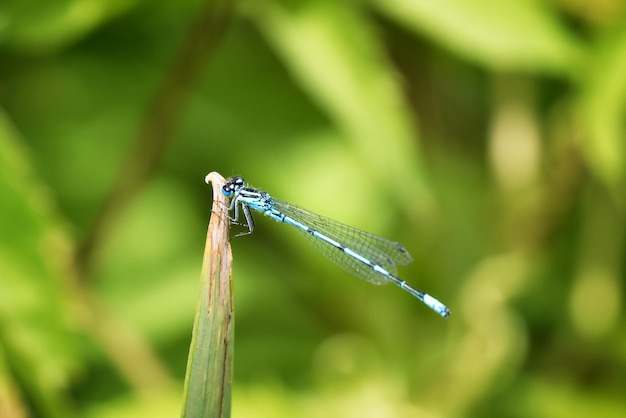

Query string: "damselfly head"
[[222, 176, 245, 197]]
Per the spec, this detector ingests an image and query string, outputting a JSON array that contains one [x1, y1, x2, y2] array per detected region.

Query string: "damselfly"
[[221, 176, 450, 318]]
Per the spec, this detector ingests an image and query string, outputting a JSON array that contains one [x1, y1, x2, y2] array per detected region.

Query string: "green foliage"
[[1, 0, 626, 417], [0, 112, 80, 418]]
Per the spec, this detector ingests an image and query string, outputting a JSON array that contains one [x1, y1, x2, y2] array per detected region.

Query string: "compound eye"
[[222, 184, 233, 197]]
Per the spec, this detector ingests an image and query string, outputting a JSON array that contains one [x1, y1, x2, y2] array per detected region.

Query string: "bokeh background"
[[2, 0, 626, 417]]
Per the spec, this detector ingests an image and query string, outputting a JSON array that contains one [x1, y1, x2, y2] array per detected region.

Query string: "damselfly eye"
[[223, 177, 245, 196]]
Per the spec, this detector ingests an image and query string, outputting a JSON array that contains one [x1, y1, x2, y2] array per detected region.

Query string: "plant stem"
[[181, 172, 234, 418]]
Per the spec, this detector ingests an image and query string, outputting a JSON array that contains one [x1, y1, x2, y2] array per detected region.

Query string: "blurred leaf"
[[0, 0, 140, 53], [579, 20, 626, 197], [95, 178, 203, 341], [0, 110, 81, 418], [372, 0, 585, 73], [516, 378, 626, 418], [85, 388, 182, 418], [251, 0, 433, 211], [0, 345, 27, 418], [2, 36, 176, 230]]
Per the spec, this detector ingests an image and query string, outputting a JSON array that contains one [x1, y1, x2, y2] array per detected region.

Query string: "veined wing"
[[273, 199, 413, 285]]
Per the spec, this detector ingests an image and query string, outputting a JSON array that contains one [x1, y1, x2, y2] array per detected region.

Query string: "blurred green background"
[[2, 0, 626, 417]]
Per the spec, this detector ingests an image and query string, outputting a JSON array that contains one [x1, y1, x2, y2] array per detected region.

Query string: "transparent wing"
[[273, 199, 413, 285]]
